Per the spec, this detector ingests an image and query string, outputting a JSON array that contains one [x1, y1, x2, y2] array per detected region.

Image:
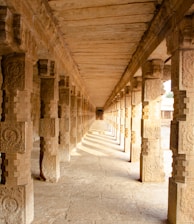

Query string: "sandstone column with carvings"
[[77, 92, 82, 144], [59, 76, 71, 162], [120, 91, 125, 147], [140, 59, 164, 182], [39, 59, 60, 182], [167, 16, 194, 224], [116, 95, 121, 144], [70, 86, 77, 151], [130, 77, 142, 162], [0, 53, 34, 224], [124, 86, 131, 154]]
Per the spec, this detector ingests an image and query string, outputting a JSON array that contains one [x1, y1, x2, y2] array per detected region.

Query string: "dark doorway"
[[96, 108, 104, 120]]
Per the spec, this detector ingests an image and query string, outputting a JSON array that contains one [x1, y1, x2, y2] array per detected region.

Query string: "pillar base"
[[168, 178, 194, 224], [42, 152, 60, 182], [0, 179, 34, 224], [140, 154, 165, 182]]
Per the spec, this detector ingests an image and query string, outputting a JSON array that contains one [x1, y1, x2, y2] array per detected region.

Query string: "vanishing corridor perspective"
[[0, 0, 194, 224], [32, 120, 171, 224]]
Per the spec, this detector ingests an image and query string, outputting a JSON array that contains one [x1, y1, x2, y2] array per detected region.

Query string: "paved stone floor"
[[31, 120, 172, 224]]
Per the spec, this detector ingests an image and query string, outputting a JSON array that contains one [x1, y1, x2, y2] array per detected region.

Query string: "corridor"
[[31, 121, 170, 224]]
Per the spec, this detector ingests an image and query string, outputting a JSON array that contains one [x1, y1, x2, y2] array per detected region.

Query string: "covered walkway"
[[32, 121, 171, 224]]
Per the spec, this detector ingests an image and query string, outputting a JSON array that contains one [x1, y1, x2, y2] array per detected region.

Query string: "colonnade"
[[0, 5, 95, 223], [104, 15, 194, 224], [0, 1, 194, 223]]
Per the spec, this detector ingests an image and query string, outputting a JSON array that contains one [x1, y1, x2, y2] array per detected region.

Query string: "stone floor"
[[31, 120, 172, 224]]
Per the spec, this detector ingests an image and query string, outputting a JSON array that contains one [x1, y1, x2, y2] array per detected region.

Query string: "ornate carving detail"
[[0, 186, 24, 223], [143, 124, 161, 139], [2, 53, 25, 92], [181, 123, 194, 152], [182, 50, 194, 89], [0, 122, 25, 154], [180, 186, 194, 222]]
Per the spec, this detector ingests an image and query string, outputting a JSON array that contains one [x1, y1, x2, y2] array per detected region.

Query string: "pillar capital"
[[38, 59, 55, 77], [142, 59, 164, 79], [167, 15, 194, 54], [131, 76, 142, 91]]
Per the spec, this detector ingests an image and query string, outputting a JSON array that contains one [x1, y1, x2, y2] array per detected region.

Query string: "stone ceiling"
[[47, 0, 161, 107]]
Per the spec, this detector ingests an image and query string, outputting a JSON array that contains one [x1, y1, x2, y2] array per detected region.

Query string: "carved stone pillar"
[[124, 86, 132, 154], [39, 59, 60, 182], [59, 76, 70, 162], [77, 92, 82, 144], [130, 77, 142, 162], [167, 15, 194, 224], [0, 53, 34, 224], [116, 94, 121, 144], [140, 59, 164, 182], [70, 86, 77, 151], [120, 91, 125, 147]]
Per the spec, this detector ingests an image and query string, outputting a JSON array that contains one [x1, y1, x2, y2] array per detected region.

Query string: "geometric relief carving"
[[182, 51, 194, 89], [2, 54, 25, 93], [0, 122, 25, 154], [144, 79, 161, 101], [143, 122, 160, 139], [181, 123, 194, 152], [0, 186, 24, 224], [180, 186, 194, 222], [40, 118, 55, 137]]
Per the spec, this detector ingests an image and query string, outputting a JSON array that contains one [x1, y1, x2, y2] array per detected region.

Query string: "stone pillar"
[[0, 53, 34, 224], [140, 59, 165, 182], [38, 59, 60, 182], [120, 91, 125, 147], [167, 15, 194, 224], [70, 86, 77, 151], [77, 92, 82, 144], [130, 77, 142, 162], [59, 76, 71, 162], [116, 95, 121, 144], [124, 86, 132, 154]]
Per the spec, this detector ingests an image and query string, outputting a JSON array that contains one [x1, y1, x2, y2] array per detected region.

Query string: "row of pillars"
[[0, 54, 95, 223], [105, 59, 165, 182], [105, 15, 194, 224]]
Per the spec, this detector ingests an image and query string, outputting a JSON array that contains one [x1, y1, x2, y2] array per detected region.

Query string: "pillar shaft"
[[77, 93, 82, 144], [70, 86, 77, 151], [59, 76, 70, 162], [116, 95, 121, 144], [120, 91, 125, 147], [39, 59, 60, 182], [167, 15, 194, 224], [130, 77, 142, 162], [0, 53, 34, 224], [124, 86, 132, 154], [140, 60, 164, 182]]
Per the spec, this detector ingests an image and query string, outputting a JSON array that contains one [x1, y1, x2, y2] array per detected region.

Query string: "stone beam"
[[104, 0, 194, 109]]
